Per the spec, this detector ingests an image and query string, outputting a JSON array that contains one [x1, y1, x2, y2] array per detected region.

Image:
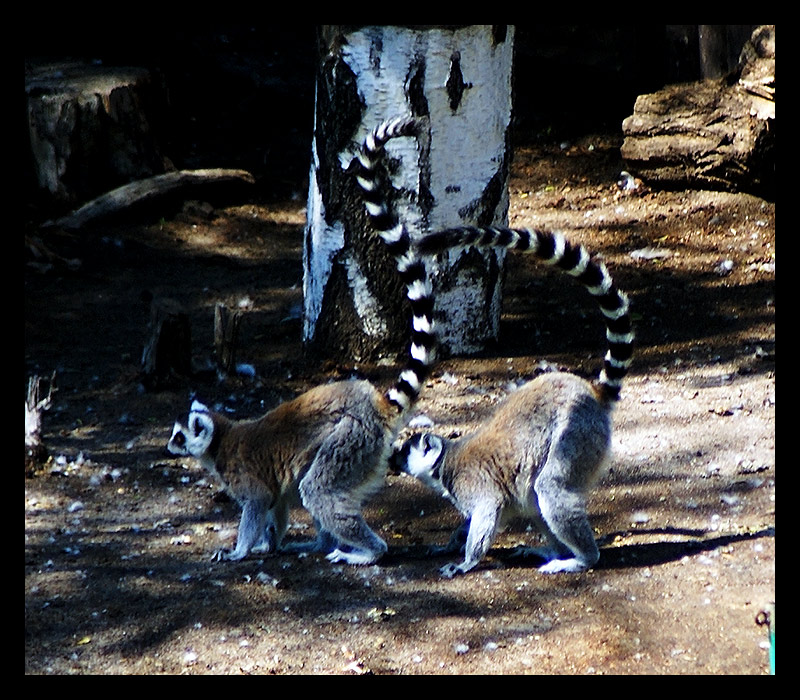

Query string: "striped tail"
[[417, 226, 634, 403], [355, 116, 437, 415]]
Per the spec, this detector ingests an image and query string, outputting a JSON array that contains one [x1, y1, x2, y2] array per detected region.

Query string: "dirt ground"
[[24, 131, 775, 675]]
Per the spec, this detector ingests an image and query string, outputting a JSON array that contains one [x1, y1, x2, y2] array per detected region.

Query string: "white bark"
[[304, 25, 515, 357], [303, 139, 345, 342]]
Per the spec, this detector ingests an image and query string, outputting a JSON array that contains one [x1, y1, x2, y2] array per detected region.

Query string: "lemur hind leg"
[[533, 466, 601, 574], [278, 518, 342, 555], [297, 418, 389, 565]]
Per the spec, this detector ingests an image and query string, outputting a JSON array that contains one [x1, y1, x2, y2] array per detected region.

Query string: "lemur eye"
[[174, 432, 186, 446]]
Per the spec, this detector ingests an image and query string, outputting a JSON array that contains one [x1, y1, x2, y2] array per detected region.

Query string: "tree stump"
[[621, 25, 774, 198], [26, 61, 169, 208], [140, 298, 192, 390], [214, 303, 242, 376], [25, 372, 56, 475]]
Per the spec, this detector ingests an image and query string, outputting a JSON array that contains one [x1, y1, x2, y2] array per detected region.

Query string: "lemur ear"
[[189, 409, 213, 437], [405, 433, 443, 473], [191, 399, 209, 413], [421, 433, 444, 456]]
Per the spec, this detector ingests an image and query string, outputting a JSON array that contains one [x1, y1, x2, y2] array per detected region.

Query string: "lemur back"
[[167, 116, 436, 565], [393, 226, 634, 577]]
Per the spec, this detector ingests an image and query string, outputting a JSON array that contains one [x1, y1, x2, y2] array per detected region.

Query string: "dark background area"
[[24, 25, 758, 203]]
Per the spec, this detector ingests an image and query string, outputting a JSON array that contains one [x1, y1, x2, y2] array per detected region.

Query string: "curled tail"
[[355, 116, 437, 414], [417, 226, 634, 403]]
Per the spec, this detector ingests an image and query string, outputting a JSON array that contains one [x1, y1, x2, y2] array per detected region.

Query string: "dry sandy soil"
[[24, 134, 774, 675]]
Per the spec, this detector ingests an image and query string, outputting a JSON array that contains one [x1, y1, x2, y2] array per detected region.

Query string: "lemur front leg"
[[440, 501, 501, 578], [213, 496, 270, 562]]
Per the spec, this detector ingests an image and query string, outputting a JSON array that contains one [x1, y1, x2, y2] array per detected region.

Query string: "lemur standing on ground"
[[167, 117, 436, 565], [392, 226, 634, 577]]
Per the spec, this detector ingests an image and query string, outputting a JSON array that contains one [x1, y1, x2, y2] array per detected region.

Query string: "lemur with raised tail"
[[167, 116, 436, 565], [392, 226, 634, 577]]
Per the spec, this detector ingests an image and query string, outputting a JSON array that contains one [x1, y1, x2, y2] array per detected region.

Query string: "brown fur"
[[442, 373, 610, 514], [207, 381, 395, 505], [169, 380, 400, 563]]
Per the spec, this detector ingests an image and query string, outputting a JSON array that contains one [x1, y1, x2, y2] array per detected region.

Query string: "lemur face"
[[395, 433, 448, 495], [167, 402, 214, 457]]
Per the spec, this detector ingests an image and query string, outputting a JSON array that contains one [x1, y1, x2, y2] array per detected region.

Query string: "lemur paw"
[[212, 548, 247, 562], [326, 547, 381, 565], [439, 563, 464, 579], [211, 549, 228, 562], [251, 541, 277, 555], [538, 557, 591, 574]]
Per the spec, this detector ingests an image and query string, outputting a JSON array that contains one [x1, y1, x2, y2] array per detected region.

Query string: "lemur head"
[[392, 433, 448, 496], [167, 400, 215, 457]]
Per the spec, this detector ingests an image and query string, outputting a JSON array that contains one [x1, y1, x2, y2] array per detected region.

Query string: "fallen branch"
[[43, 168, 256, 230]]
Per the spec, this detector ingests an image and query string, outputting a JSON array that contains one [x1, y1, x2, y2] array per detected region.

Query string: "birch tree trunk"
[[304, 25, 515, 361]]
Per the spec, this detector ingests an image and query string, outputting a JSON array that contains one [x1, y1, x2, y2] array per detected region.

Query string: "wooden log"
[[621, 82, 773, 196], [25, 372, 56, 474], [621, 25, 774, 198], [140, 298, 192, 390], [736, 24, 775, 110], [43, 168, 255, 230]]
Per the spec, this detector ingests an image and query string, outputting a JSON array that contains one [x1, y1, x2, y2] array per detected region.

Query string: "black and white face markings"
[[167, 400, 214, 458]]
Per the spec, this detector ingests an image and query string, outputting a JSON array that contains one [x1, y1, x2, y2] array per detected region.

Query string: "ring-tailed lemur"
[[392, 226, 634, 577], [167, 116, 436, 565]]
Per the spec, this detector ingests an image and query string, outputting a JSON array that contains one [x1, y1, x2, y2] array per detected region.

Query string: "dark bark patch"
[[446, 52, 472, 112]]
